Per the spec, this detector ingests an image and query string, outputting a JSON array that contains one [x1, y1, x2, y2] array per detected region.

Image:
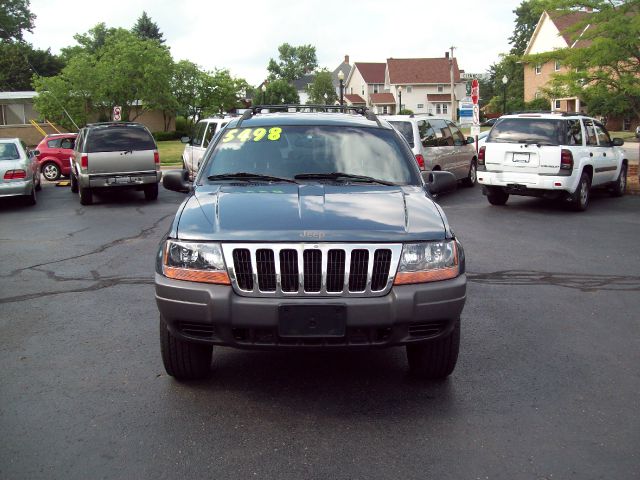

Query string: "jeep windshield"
[[487, 118, 563, 145], [203, 125, 418, 185]]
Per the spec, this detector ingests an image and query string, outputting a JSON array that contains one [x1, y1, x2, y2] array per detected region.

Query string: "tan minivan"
[[387, 115, 478, 187]]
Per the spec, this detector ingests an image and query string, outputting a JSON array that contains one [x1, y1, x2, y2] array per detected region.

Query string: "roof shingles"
[[387, 58, 460, 84]]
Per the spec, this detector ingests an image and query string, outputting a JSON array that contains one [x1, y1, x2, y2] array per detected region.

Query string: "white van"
[[181, 118, 231, 177]]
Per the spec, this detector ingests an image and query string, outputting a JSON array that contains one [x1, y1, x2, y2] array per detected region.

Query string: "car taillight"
[[415, 154, 425, 170], [560, 149, 573, 171], [154, 150, 160, 165], [4, 169, 27, 180], [478, 146, 486, 165], [81, 154, 88, 169]]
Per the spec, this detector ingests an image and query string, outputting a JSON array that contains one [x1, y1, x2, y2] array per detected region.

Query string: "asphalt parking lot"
[[1, 180, 639, 480]]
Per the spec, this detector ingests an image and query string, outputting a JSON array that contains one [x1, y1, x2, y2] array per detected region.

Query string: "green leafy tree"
[[484, 0, 545, 113], [132, 11, 165, 44], [306, 70, 337, 104], [267, 43, 317, 82], [61, 23, 126, 61], [0, 0, 35, 41], [527, 1, 640, 119], [172, 60, 208, 122], [92, 30, 175, 122], [262, 79, 299, 105], [0, 41, 64, 90], [200, 69, 250, 116]]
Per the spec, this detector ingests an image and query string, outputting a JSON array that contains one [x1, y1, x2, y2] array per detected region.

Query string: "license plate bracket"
[[278, 305, 346, 337], [512, 153, 530, 163]]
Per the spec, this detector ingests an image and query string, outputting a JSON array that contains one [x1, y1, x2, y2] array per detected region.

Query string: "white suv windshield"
[[487, 118, 564, 145], [205, 125, 418, 184]]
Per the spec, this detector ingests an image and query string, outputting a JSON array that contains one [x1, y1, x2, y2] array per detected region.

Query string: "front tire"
[[160, 316, 212, 380], [610, 164, 627, 197], [144, 183, 159, 201], [42, 162, 61, 181], [572, 172, 590, 211], [406, 319, 460, 380], [486, 186, 509, 206]]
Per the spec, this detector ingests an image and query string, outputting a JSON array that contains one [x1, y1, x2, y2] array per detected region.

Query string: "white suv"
[[181, 117, 231, 178], [477, 113, 628, 211]]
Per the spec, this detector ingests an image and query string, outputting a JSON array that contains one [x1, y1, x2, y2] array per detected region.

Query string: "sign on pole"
[[470, 80, 481, 147], [113, 106, 122, 121]]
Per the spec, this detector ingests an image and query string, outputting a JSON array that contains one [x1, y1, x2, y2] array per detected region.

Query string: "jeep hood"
[[175, 184, 448, 242]]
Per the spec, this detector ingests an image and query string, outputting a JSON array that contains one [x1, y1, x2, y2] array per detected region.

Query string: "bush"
[[398, 109, 414, 115], [153, 131, 181, 141]]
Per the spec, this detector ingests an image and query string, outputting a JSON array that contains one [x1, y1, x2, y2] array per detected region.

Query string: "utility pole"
[[449, 46, 456, 122]]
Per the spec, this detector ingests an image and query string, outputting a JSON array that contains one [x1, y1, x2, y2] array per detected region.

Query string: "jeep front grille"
[[221, 243, 402, 297]]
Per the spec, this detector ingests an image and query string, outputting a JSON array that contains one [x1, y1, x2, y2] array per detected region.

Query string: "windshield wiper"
[[294, 172, 397, 186], [207, 172, 297, 183]]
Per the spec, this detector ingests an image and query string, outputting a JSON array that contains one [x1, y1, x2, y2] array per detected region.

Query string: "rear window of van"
[[86, 126, 156, 153]]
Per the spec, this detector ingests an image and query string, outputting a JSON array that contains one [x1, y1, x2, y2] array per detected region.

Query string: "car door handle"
[[590, 152, 593, 157], [603, 153, 606, 157]]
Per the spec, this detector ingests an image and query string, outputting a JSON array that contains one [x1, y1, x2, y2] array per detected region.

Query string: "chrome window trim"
[[221, 243, 403, 298]]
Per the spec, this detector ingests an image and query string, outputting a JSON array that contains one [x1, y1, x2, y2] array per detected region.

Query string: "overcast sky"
[[24, 0, 522, 84]]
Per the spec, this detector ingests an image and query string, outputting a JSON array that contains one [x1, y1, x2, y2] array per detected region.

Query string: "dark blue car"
[[157, 106, 466, 381]]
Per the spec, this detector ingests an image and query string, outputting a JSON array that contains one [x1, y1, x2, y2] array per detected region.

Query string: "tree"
[[0, 41, 64, 90], [262, 79, 299, 105], [306, 70, 337, 104], [200, 69, 250, 117], [509, 0, 546, 55], [61, 23, 126, 61], [483, 0, 545, 113], [132, 11, 165, 44], [267, 43, 317, 82], [172, 60, 208, 122], [526, 1, 640, 119], [0, 0, 35, 41]]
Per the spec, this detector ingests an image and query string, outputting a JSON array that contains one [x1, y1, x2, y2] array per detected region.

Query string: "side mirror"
[[422, 170, 457, 195], [466, 137, 475, 144], [180, 136, 191, 144], [612, 138, 624, 147], [163, 169, 192, 193]]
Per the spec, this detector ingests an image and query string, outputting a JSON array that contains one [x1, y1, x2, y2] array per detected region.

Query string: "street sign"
[[472, 105, 480, 125], [471, 125, 481, 137], [113, 106, 122, 121], [471, 79, 479, 106]]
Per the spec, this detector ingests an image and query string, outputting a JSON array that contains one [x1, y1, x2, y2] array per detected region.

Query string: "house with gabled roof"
[[524, 10, 592, 114], [343, 62, 387, 108], [385, 55, 467, 119]]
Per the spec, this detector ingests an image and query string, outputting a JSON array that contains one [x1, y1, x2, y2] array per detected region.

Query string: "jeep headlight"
[[162, 240, 230, 284], [394, 241, 459, 284]]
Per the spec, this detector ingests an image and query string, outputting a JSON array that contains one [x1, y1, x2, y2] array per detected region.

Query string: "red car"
[[35, 133, 77, 181]]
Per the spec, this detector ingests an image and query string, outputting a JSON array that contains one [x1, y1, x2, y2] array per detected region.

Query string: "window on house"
[[361, 85, 364, 95], [554, 61, 561, 71], [417, 104, 424, 109], [406, 86, 412, 93], [373, 84, 380, 93], [436, 104, 442, 114], [382, 106, 388, 114], [350, 87, 353, 94], [437, 84, 444, 93], [442, 104, 448, 114], [555, 100, 561, 110], [534, 91, 541, 99], [535, 64, 542, 75]]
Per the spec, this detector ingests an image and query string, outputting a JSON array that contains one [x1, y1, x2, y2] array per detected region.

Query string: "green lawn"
[[157, 140, 184, 165]]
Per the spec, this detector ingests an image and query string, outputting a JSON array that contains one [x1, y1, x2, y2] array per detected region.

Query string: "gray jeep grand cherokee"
[[156, 106, 466, 381]]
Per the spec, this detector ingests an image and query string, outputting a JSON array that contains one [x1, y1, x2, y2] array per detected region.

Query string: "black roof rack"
[[236, 104, 385, 128]]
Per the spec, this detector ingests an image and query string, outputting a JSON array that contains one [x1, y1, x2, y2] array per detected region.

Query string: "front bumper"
[[0, 179, 32, 198], [155, 273, 467, 349]]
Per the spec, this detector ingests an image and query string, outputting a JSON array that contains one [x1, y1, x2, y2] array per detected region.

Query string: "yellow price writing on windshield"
[[221, 127, 282, 143]]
